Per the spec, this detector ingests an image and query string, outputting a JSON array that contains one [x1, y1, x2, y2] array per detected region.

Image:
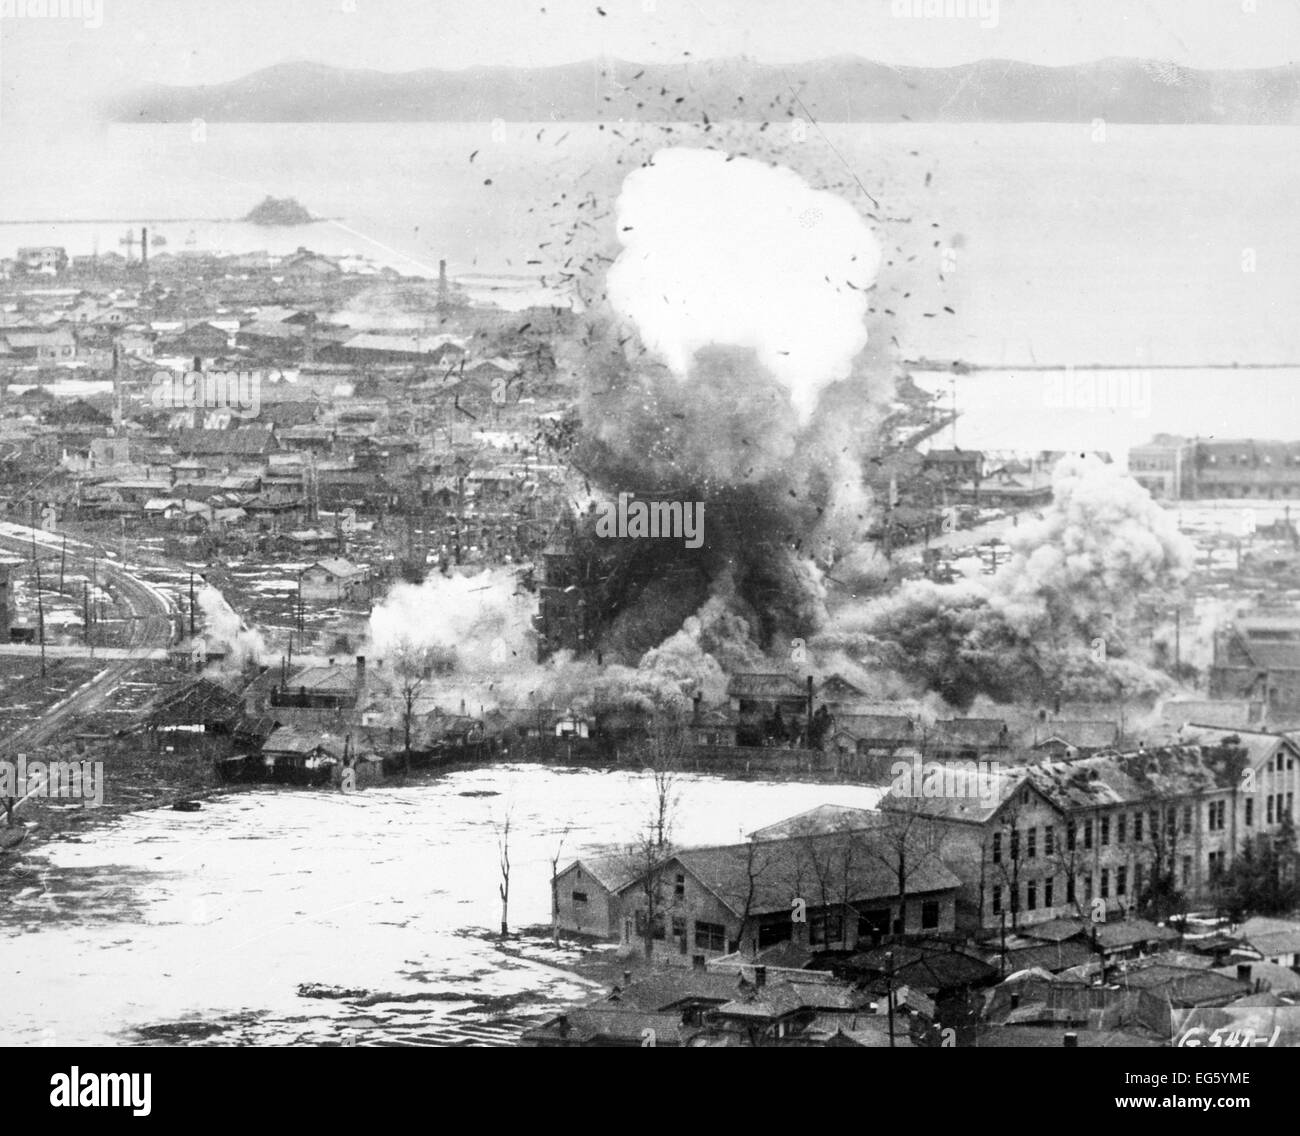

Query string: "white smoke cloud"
[[197, 584, 269, 668], [606, 147, 883, 423], [366, 568, 536, 675]]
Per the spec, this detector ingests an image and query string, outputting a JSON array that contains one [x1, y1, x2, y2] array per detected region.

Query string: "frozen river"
[[0, 764, 880, 1046]]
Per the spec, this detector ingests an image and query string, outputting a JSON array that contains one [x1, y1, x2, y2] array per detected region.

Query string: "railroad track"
[[0, 526, 174, 751]]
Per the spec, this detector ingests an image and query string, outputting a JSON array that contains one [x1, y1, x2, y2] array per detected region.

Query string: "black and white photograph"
[[0, 0, 1297, 1093]]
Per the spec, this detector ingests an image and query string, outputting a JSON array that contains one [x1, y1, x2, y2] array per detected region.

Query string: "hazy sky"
[[0, 0, 1296, 125]]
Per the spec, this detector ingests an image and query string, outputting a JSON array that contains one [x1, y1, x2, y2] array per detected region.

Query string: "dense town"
[[0, 227, 1297, 1051]]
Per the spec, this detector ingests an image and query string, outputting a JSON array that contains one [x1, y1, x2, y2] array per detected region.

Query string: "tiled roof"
[[1241, 916, 1300, 959], [832, 714, 915, 742], [747, 804, 879, 841], [1032, 721, 1120, 749], [612, 972, 743, 1011], [726, 672, 807, 700], [173, 426, 278, 456], [933, 718, 1009, 745], [673, 833, 959, 918]]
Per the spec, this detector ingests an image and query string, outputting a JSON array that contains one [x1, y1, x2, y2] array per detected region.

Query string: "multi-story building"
[[1194, 439, 1300, 500], [886, 735, 1300, 933], [1209, 610, 1300, 714], [1128, 435, 1197, 500]]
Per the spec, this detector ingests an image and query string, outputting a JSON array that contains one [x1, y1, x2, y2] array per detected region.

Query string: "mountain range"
[[107, 56, 1300, 125]]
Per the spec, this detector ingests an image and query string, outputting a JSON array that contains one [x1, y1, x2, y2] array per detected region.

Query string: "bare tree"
[[549, 819, 572, 946], [622, 716, 685, 960], [869, 794, 933, 938], [731, 837, 779, 959], [389, 637, 429, 773], [495, 803, 514, 938]]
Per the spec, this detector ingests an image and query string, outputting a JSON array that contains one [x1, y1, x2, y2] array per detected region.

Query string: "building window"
[[1100, 817, 1109, 847], [1267, 795, 1274, 824], [1027, 827, 1037, 859], [635, 910, 666, 940], [674, 873, 686, 899], [992, 886, 1002, 916], [1010, 828, 1020, 862], [992, 832, 1001, 864], [694, 921, 726, 952], [1067, 875, 1076, 904], [1134, 812, 1143, 842], [1067, 822, 1076, 852], [921, 900, 940, 930], [1183, 806, 1193, 835], [810, 910, 844, 946], [1278, 752, 1286, 772], [1288, 793, 1295, 818], [1183, 855, 1193, 884], [1025, 882, 1037, 911], [1246, 798, 1254, 827], [1117, 814, 1126, 845], [1100, 869, 1109, 899], [1045, 827, 1055, 856], [572, 890, 588, 904], [1117, 867, 1127, 897], [1084, 821, 1093, 851], [1206, 852, 1222, 879], [1044, 876, 1054, 908]]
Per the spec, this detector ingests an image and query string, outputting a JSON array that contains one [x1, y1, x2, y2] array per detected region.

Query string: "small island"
[[243, 196, 316, 226]]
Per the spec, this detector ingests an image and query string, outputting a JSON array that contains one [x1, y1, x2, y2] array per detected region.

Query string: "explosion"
[[362, 145, 892, 713], [197, 584, 269, 669], [606, 147, 882, 424], [820, 455, 1195, 710]]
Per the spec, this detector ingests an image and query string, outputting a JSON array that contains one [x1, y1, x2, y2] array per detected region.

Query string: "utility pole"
[[189, 571, 196, 637], [34, 558, 46, 678], [885, 949, 895, 1048], [1174, 607, 1181, 674], [59, 534, 66, 591]]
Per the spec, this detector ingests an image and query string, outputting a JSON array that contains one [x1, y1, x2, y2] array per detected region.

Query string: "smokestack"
[[622, 969, 632, 987], [1010, 992, 1021, 1010], [754, 965, 766, 988], [141, 227, 148, 269], [1063, 1032, 1078, 1048], [438, 259, 448, 309]]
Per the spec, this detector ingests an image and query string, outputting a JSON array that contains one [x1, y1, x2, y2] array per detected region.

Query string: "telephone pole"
[[34, 558, 46, 678]]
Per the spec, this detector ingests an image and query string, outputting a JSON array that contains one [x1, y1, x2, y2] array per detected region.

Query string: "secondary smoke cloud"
[[606, 148, 882, 424], [821, 455, 1195, 709], [197, 584, 269, 668]]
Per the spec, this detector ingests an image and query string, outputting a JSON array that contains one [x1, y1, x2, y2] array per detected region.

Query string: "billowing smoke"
[[365, 146, 894, 716], [821, 456, 1195, 710], [558, 146, 890, 667], [606, 148, 882, 424], [366, 568, 535, 673], [197, 584, 269, 668]]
